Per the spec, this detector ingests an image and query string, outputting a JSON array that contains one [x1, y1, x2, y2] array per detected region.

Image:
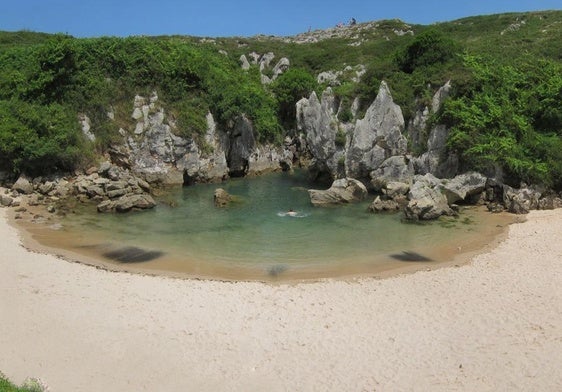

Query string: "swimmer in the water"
[[287, 209, 297, 217]]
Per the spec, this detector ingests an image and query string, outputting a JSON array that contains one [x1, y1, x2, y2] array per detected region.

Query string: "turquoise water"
[[52, 171, 510, 280]]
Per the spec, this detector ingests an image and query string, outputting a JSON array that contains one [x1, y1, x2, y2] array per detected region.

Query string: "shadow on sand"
[[390, 251, 433, 262], [103, 246, 164, 263]]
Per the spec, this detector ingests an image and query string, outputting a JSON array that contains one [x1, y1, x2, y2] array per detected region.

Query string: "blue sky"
[[1, 0, 560, 38]]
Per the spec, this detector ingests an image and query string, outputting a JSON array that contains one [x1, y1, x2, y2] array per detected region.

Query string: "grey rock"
[[271, 57, 290, 80], [503, 186, 541, 214], [404, 174, 454, 220], [13, 175, 34, 195], [105, 181, 128, 192], [227, 115, 256, 177], [432, 80, 451, 113], [98, 162, 112, 175], [414, 124, 459, 178], [346, 81, 407, 181], [240, 54, 251, 70], [113, 194, 156, 213], [296, 89, 340, 181], [38, 181, 55, 195], [96, 200, 114, 213], [106, 187, 131, 199], [214, 188, 232, 207], [441, 172, 487, 205], [370, 156, 414, 191], [85, 185, 105, 198], [368, 196, 400, 212], [0, 194, 13, 207], [79, 114, 95, 142], [309, 178, 368, 206], [259, 52, 275, 71], [538, 195, 562, 210], [383, 181, 410, 199]]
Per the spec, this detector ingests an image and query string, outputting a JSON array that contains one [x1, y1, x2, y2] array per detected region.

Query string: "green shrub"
[[0, 100, 89, 175], [271, 68, 317, 128]]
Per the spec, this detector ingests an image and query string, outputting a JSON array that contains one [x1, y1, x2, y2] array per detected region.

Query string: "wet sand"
[[1, 207, 561, 391]]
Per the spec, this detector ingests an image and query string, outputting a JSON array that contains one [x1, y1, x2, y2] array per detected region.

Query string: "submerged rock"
[[214, 188, 233, 208], [309, 178, 367, 206]]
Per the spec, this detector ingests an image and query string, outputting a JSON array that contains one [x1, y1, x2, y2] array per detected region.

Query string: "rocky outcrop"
[[271, 58, 290, 80], [297, 88, 343, 181], [97, 194, 156, 213], [404, 174, 454, 220], [226, 115, 255, 177], [370, 156, 414, 191], [441, 172, 487, 204], [345, 81, 407, 181], [239, 54, 251, 70], [309, 178, 367, 206], [69, 162, 156, 213], [411, 81, 458, 178], [502, 185, 541, 214]]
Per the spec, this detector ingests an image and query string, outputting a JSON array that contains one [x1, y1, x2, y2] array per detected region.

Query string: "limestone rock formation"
[[226, 115, 256, 177], [441, 172, 487, 205], [271, 57, 290, 80], [308, 178, 367, 206], [404, 174, 454, 220], [411, 81, 458, 178], [345, 81, 407, 181], [297, 88, 343, 181], [370, 156, 414, 191], [502, 185, 541, 214]]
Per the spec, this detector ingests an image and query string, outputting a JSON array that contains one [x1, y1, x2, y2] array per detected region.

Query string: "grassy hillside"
[[0, 10, 561, 187]]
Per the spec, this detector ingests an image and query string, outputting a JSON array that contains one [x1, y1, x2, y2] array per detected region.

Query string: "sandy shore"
[[1, 207, 561, 391]]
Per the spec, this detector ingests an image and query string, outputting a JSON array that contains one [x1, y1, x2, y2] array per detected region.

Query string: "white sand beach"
[[1, 206, 561, 391]]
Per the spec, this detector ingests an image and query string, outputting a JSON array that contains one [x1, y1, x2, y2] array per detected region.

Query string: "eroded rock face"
[[370, 156, 414, 191], [308, 178, 367, 206], [441, 172, 487, 205], [411, 81, 458, 178], [345, 81, 407, 181], [503, 185, 541, 214], [226, 115, 255, 177], [297, 89, 342, 181]]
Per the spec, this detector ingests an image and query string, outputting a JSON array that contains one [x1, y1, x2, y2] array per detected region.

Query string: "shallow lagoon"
[[31, 171, 514, 281]]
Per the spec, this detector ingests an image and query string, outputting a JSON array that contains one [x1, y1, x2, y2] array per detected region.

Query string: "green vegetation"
[[0, 10, 561, 189], [271, 67, 317, 128], [439, 54, 562, 188], [0, 373, 43, 392]]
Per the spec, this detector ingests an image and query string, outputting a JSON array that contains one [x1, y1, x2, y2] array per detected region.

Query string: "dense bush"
[[0, 100, 88, 175], [439, 55, 562, 188], [395, 29, 458, 73], [271, 68, 317, 128]]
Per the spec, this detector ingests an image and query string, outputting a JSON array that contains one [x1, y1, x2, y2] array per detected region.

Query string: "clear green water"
[[49, 171, 510, 281]]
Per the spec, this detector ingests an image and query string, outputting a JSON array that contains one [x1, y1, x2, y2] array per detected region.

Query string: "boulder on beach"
[[309, 178, 367, 206]]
